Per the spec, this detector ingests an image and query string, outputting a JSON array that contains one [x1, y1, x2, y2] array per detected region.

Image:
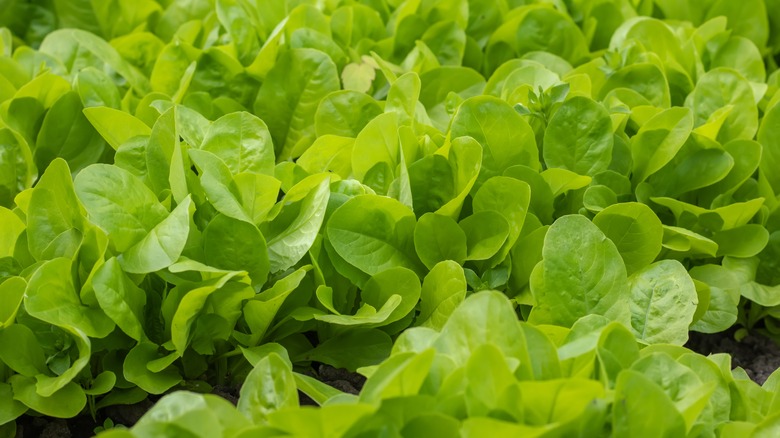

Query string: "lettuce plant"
[[99, 291, 780, 437], [1, 0, 780, 433]]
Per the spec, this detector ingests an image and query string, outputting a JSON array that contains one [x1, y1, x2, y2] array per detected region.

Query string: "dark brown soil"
[[102, 398, 155, 428], [211, 385, 240, 406], [15, 415, 93, 438], [298, 364, 366, 406], [686, 329, 780, 385], [13, 399, 155, 438]]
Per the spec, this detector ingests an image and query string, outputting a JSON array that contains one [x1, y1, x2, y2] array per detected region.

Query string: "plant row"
[[1, 0, 780, 435], [100, 291, 780, 437]]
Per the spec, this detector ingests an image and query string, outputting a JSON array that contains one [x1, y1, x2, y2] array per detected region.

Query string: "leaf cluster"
[[1, 0, 780, 435]]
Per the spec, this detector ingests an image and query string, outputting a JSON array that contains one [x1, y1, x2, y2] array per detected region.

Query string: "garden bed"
[[3, 0, 780, 436], [14, 332, 780, 437]]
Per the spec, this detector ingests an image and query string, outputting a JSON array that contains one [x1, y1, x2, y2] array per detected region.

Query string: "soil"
[[211, 385, 240, 406], [298, 363, 366, 406], [12, 335, 780, 437], [686, 328, 780, 385], [14, 415, 96, 438]]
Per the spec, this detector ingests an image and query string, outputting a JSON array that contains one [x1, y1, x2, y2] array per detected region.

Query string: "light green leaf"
[[413, 213, 467, 269], [83, 107, 151, 150], [26, 158, 85, 261], [593, 203, 663, 274], [351, 112, 400, 182], [35, 91, 105, 173], [630, 107, 693, 184], [10, 376, 85, 419], [0, 324, 47, 377], [0, 128, 34, 208], [25, 258, 114, 338], [123, 342, 182, 394], [203, 214, 269, 286], [459, 211, 509, 261], [0, 382, 26, 425], [243, 267, 309, 345], [0, 277, 25, 327], [326, 195, 423, 276], [0, 207, 24, 258], [544, 96, 613, 177], [529, 215, 631, 328], [361, 266, 421, 328], [299, 330, 392, 371], [93, 258, 147, 342], [613, 370, 686, 438], [450, 96, 539, 189], [472, 176, 531, 264], [417, 260, 466, 329], [265, 176, 330, 273], [358, 350, 435, 404], [200, 112, 275, 176], [628, 260, 698, 345], [132, 392, 250, 438], [119, 196, 192, 274], [254, 48, 340, 159], [75, 164, 168, 252], [238, 353, 298, 423]]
